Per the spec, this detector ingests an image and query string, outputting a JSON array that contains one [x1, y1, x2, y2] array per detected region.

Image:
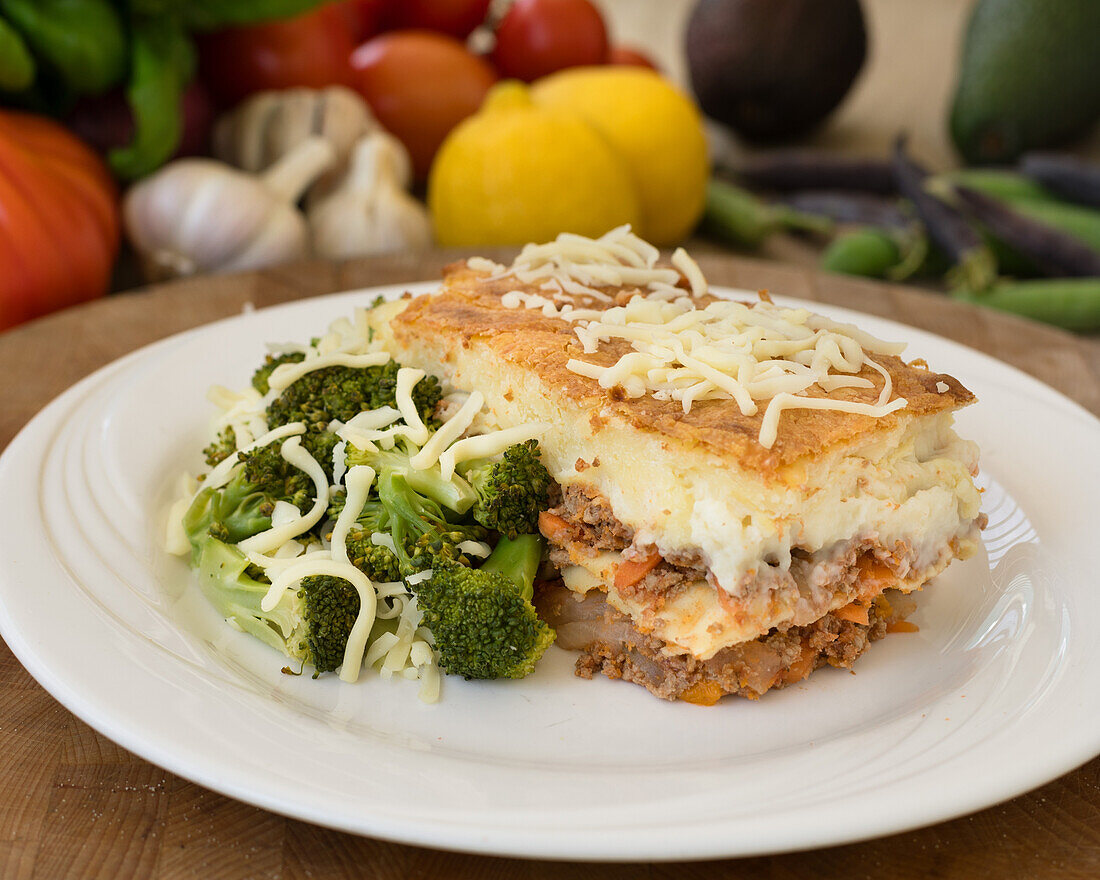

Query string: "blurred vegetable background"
[[1, 0, 1099, 333]]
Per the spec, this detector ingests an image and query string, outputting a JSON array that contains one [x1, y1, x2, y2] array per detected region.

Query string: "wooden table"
[[1, 252, 1098, 879]]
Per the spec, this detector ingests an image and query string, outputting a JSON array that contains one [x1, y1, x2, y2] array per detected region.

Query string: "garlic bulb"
[[212, 86, 376, 202], [124, 137, 336, 281], [308, 132, 433, 260]]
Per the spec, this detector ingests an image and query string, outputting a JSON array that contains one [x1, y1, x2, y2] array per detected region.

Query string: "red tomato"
[[197, 5, 357, 108], [608, 45, 659, 71], [350, 30, 497, 178], [0, 110, 119, 330], [336, 0, 386, 41], [381, 0, 492, 38], [491, 0, 608, 82]]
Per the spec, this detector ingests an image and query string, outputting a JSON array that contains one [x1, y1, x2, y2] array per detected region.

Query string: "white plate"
[[0, 284, 1097, 862]]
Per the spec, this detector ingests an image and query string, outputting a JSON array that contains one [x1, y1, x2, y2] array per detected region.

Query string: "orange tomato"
[[350, 30, 497, 178], [0, 110, 119, 331]]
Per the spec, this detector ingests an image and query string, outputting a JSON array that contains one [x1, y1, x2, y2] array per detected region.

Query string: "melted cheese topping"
[[491, 226, 910, 449]]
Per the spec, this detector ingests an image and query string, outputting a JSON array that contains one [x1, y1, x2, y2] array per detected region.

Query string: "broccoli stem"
[[347, 443, 476, 514], [402, 466, 476, 514], [480, 534, 543, 602], [194, 536, 302, 657]]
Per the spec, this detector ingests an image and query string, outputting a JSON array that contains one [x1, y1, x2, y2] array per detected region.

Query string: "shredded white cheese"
[[408, 391, 485, 470], [394, 367, 431, 446], [203, 421, 306, 491], [371, 532, 397, 554], [329, 465, 376, 566], [482, 226, 910, 449], [266, 352, 390, 393], [163, 473, 199, 556], [331, 439, 348, 486], [261, 558, 378, 683], [457, 540, 492, 559], [237, 437, 329, 555], [437, 422, 549, 480], [181, 303, 555, 700], [484, 226, 681, 302]]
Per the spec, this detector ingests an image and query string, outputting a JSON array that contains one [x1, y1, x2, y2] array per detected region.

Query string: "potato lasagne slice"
[[372, 229, 983, 703]]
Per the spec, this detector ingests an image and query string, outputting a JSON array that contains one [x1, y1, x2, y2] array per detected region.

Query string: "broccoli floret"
[[185, 442, 314, 548], [377, 470, 486, 574], [265, 361, 443, 463], [346, 439, 476, 514], [406, 530, 484, 573], [203, 426, 237, 468], [344, 526, 402, 582], [252, 351, 306, 395], [298, 575, 361, 675], [412, 534, 554, 680], [187, 534, 361, 677], [462, 440, 552, 539], [332, 476, 485, 579]]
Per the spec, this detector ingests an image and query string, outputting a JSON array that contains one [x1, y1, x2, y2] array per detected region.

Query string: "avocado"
[[686, 0, 867, 142], [950, 0, 1100, 164]]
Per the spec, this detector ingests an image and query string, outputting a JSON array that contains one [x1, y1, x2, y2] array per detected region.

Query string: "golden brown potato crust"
[[390, 262, 975, 472]]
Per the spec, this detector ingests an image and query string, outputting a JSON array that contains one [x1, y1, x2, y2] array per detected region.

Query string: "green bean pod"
[[704, 179, 832, 249], [930, 169, 1055, 204], [1009, 201, 1100, 253], [820, 225, 930, 281], [821, 228, 901, 278], [954, 278, 1100, 331]]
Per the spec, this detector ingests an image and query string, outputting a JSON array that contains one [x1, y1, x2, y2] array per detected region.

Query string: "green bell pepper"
[[0, 16, 34, 91], [130, 0, 325, 30], [0, 0, 126, 95], [109, 16, 194, 180]]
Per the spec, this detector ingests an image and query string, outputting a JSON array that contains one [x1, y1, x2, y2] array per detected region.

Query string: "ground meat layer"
[[535, 582, 917, 704], [548, 483, 634, 550]]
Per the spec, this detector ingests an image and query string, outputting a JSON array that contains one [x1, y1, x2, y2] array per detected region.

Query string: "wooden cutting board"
[[1, 251, 1098, 880]]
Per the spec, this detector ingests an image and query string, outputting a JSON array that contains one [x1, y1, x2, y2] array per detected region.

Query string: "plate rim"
[[1, 283, 1098, 861]]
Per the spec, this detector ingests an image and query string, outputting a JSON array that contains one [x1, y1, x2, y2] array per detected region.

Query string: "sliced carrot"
[[856, 555, 893, 580], [783, 648, 816, 684], [680, 680, 724, 706], [886, 620, 920, 634], [613, 550, 662, 590], [537, 511, 571, 544], [834, 602, 870, 626]]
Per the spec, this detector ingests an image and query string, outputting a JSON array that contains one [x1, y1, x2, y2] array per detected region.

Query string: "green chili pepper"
[[109, 16, 194, 180], [703, 179, 833, 249], [954, 278, 1100, 331], [0, 0, 125, 95], [0, 16, 34, 91]]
